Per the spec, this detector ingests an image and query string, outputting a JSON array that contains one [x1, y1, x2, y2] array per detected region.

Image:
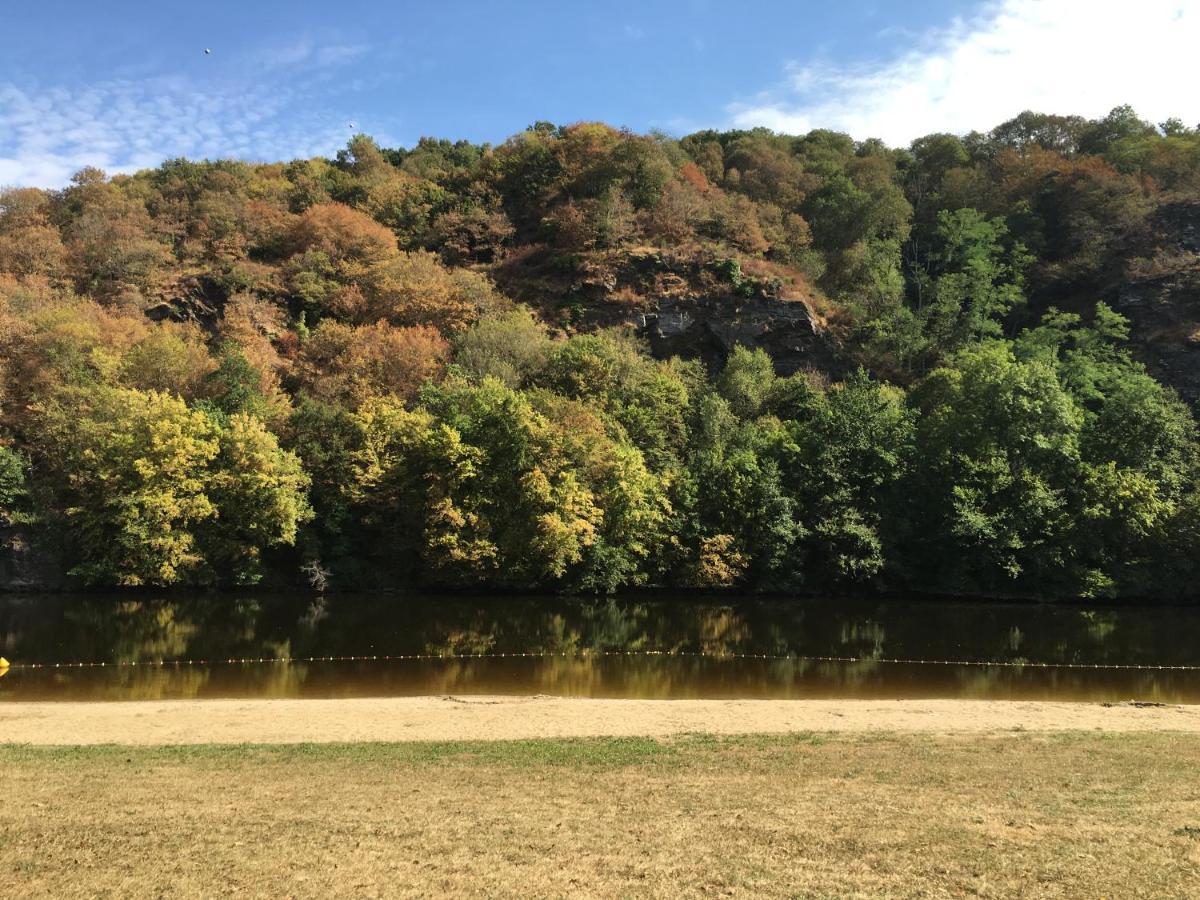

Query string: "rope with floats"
[[2, 650, 1199, 672]]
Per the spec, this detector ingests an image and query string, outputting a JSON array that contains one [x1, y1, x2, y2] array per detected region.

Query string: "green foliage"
[[0, 444, 28, 518], [916, 208, 1029, 357], [204, 344, 271, 418], [286, 396, 362, 565], [683, 393, 803, 588], [453, 307, 552, 387], [351, 380, 605, 588], [717, 346, 776, 419], [907, 343, 1084, 592], [3, 108, 1200, 599], [198, 412, 313, 584], [39, 388, 222, 585], [784, 371, 914, 583], [712, 258, 763, 298], [35, 388, 309, 586]]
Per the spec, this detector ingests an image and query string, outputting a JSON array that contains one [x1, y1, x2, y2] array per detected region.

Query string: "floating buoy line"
[[1, 650, 1198, 672]]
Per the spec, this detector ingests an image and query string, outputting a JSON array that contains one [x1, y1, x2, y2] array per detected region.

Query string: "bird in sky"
[[204, 48, 211, 55]]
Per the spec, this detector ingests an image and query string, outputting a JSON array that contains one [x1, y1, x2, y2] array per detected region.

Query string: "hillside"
[[3, 107, 1200, 597]]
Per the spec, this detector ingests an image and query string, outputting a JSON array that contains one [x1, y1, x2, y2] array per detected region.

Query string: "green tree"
[[453, 307, 553, 388], [906, 344, 1084, 593], [0, 444, 28, 521], [354, 380, 601, 587], [914, 208, 1029, 361], [38, 388, 221, 585], [683, 393, 803, 588], [781, 371, 914, 584], [1012, 305, 1199, 594], [198, 412, 313, 584], [36, 388, 310, 586]]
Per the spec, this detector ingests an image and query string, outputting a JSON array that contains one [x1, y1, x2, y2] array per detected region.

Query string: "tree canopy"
[[3, 106, 1200, 598]]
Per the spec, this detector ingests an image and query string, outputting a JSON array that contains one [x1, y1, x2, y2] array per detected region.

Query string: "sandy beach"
[[3, 695, 1199, 745]]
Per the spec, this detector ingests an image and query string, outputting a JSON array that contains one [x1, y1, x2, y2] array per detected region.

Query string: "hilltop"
[[3, 107, 1200, 597]]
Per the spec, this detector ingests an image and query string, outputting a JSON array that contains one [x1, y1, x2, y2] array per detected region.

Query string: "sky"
[[1, 0, 1197, 188]]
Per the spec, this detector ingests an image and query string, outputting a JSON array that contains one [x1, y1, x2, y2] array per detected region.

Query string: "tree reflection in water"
[[1, 592, 1198, 702]]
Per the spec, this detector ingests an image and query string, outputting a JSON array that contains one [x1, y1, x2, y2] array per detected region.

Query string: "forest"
[[2, 105, 1200, 599]]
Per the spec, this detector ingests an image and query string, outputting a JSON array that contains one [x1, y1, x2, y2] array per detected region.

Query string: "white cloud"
[[729, 0, 1200, 145], [0, 44, 372, 189], [315, 44, 369, 67], [260, 39, 369, 70]]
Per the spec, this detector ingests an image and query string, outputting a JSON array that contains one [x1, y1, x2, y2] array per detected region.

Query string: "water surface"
[[2, 592, 1198, 702]]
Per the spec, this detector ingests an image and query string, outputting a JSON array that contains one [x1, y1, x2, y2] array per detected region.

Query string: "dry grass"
[[4, 732, 1200, 898]]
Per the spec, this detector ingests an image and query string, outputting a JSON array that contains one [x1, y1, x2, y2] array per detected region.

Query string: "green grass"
[[0, 731, 844, 769]]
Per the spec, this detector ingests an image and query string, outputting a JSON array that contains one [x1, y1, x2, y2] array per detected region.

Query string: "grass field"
[[4, 732, 1200, 898]]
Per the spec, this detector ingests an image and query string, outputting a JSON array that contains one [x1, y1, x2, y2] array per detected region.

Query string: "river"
[[2, 592, 1198, 702]]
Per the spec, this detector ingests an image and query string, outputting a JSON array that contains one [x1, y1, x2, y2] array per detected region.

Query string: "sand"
[[3, 696, 1199, 745]]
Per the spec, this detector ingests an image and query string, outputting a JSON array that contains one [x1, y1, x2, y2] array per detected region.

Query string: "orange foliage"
[[678, 162, 711, 193], [293, 319, 450, 406], [289, 202, 398, 265], [2, 293, 151, 415], [0, 188, 68, 279], [221, 294, 290, 375]]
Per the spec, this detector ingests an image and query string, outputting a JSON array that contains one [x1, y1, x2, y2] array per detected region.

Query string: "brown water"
[[2, 592, 1199, 702]]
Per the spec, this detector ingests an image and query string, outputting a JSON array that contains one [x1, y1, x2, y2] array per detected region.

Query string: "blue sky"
[[2, 0, 1197, 187]]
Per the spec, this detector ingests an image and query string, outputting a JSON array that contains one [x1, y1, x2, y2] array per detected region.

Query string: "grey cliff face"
[[637, 295, 845, 377]]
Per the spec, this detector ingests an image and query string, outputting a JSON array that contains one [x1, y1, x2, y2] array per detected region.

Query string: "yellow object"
[[0, 657, 9, 668]]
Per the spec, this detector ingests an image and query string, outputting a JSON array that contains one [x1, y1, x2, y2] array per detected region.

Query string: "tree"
[[0, 188, 68, 279], [286, 396, 364, 571], [683, 393, 803, 588], [905, 133, 970, 221], [717, 345, 776, 419], [803, 167, 911, 306], [0, 444, 27, 522], [38, 388, 221, 585], [203, 343, 287, 423], [35, 387, 309, 586], [536, 331, 694, 473], [293, 320, 450, 407], [780, 371, 914, 584], [353, 380, 604, 587], [60, 175, 174, 304], [914, 208, 1029, 361], [906, 344, 1085, 593], [199, 412, 313, 583], [453, 307, 553, 388], [1078, 105, 1157, 156], [1012, 305, 1199, 594], [985, 111, 1087, 156], [119, 323, 216, 398]]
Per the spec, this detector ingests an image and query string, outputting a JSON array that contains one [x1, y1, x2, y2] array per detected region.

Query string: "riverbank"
[[6, 732, 1200, 897], [4, 696, 1200, 744]]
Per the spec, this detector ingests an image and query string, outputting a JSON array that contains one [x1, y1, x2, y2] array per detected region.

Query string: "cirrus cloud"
[[0, 41, 377, 189]]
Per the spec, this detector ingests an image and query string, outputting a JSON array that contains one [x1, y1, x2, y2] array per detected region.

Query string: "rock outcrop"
[[638, 295, 846, 377], [144, 275, 229, 331]]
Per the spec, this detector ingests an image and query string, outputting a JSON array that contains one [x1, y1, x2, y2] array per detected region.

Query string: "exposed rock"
[[636, 295, 846, 377], [144, 275, 229, 331], [506, 246, 849, 377]]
